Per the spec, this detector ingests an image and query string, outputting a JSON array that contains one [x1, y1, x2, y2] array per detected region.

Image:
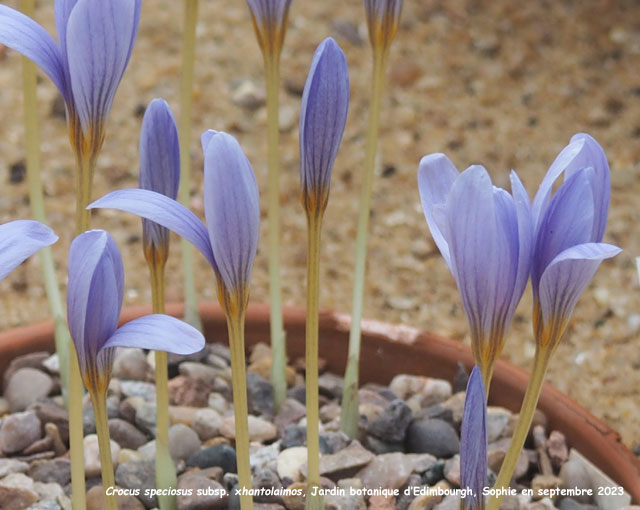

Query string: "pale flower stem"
[[227, 309, 254, 510], [305, 214, 324, 510], [341, 51, 386, 439], [150, 261, 178, 510], [70, 153, 97, 510], [486, 349, 550, 510], [264, 55, 287, 410], [90, 391, 118, 510], [19, 0, 72, 408], [178, 0, 202, 331]]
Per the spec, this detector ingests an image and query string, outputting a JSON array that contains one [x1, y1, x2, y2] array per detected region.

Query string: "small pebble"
[[0, 410, 42, 454], [177, 473, 228, 510], [186, 444, 237, 473], [367, 399, 412, 443], [192, 407, 223, 441], [0, 473, 38, 509], [112, 348, 149, 381], [5, 368, 53, 412], [109, 418, 148, 450], [167, 375, 210, 407], [84, 434, 120, 478], [114, 460, 157, 509], [405, 419, 459, 458], [220, 415, 277, 442], [277, 447, 307, 482], [168, 424, 201, 462]]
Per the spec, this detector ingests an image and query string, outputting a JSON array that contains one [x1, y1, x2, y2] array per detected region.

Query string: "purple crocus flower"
[[460, 366, 487, 509], [418, 156, 532, 386], [0, 220, 57, 281], [138, 98, 180, 260], [363, 0, 403, 54], [247, 0, 292, 57], [299, 37, 349, 215], [531, 134, 620, 348], [0, 0, 141, 156], [67, 230, 204, 394], [88, 131, 260, 299]]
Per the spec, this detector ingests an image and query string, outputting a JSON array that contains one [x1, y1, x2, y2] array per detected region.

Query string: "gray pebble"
[[109, 418, 149, 449], [168, 424, 200, 462], [368, 399, 412, 443], [405, 419, 459, 458], [247, 372, 274, 417], [186, 444, 237, 473], [115, 460, 157, 509], [6, 368, 53, 412], [0, 410, 42, 454]]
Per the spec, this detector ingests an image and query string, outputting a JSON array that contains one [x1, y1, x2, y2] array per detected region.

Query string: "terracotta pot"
[[1, 302, 638, 501]]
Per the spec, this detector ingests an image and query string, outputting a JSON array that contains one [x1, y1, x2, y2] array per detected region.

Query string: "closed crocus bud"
[[247, 0, 292, 58], [67, 230, 204, 395], [299, 37, 349, 216], [418, 156, 533, 388], [531, 134, 620, 351], [363, 0, 403, 56], [460, 366, 487, 510], [202, 131, 260, 306], [138, 98, 180, 263]]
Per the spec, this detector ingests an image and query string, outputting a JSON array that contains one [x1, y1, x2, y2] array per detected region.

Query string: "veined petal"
[[417, 153, 459, 269], [507, 171, 533, 321], [538, 242, 621, 330], [54, 0, 79, 66], [66, 0, 141, 135], [444, 165, 499, 340], [532, 133, 609, 241], [0, 220, 58, 281], [203, 132, 260, 293], [532, 168, 595, 292], [139, 98, 180, 251], [247, 0, 292, 56], [88, 189, 216, 270], [103, 314, 205, 355], [299, 37, 349, 213], [0, 5, 67, 99], [67, 230, 123, 388], [363, 0, 403, 54], [460, 366, 487, 509]]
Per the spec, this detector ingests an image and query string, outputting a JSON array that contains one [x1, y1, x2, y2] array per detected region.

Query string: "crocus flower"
[[67, 230, 204, 394], [0, 0, 141, 157], [299, 37, 350, 216], [460, 366, 487, 509], [418, 156, 532, 387], [363, 0, 403, 56], [0, 220, 57, 281], [88, 131, 260, 301], [247, 0, 292, 57], [531, 133, 621, 351], [138, 98, 180, 263]]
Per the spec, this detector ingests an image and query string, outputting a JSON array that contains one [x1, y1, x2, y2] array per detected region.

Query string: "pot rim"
[[0, 301, 638, 501]]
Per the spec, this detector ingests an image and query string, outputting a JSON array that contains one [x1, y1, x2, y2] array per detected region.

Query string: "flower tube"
[[89, 131, 260, 510], [341, 0, 403, 437], [299, 38, 349, 510], [138, 98, 181, 510], [487, 134, 621, 509], [460, 366, 487, 510], [418, 156, 533, 392], [67, 230, 204, 510], [247, 0, 293, 409]]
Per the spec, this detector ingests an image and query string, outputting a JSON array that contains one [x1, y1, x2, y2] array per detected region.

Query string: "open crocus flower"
[[531, 133, 621, 352], [67, 230, 205, 395], [460, 366, 487, 510], [363, 0, 403, 57], [247, 0, 292, 58], [139, 98, 180, 265], [299, 37, 350, 216], [0, 220, 57, 282], [418, 156, 532, 389], [88, 131, 259, 302], [0, 0, 141, 158]]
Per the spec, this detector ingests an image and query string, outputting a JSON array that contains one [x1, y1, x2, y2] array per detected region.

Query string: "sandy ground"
[[0, 0, 639, 447]]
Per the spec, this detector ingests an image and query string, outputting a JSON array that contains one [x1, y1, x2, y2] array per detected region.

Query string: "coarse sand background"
[[0, 1, 638, 447]]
